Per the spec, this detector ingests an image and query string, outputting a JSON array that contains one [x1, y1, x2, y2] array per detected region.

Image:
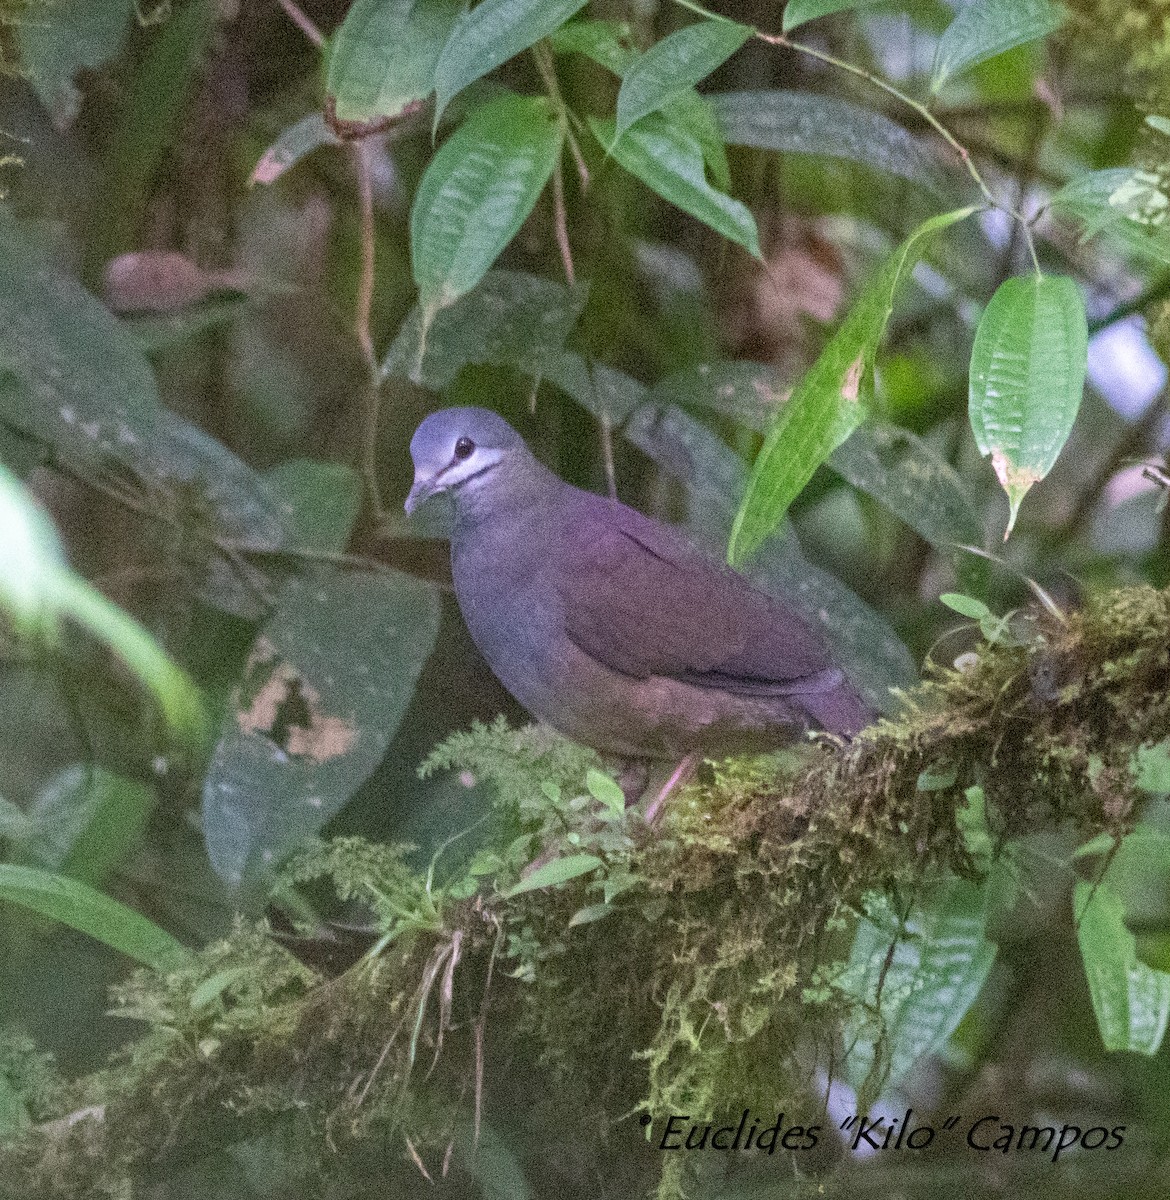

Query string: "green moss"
[[2, 587, 1168, 1200]]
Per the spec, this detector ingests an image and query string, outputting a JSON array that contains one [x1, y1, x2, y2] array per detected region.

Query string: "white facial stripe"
[[438, 446, 503, 492]]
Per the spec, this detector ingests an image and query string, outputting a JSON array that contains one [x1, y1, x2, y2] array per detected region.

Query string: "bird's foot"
[[644, 751, 702, 825]]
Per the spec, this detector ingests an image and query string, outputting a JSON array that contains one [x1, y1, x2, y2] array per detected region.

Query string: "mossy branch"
[[2, 586, 1168, 1200]]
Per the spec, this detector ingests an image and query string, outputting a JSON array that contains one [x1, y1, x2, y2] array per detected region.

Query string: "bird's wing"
[[555, 501, 841, 696]]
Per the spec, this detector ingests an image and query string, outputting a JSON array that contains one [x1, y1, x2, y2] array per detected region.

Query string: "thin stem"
[[599, 414, 617, 500], [352, 140, 385, 518], [274, 0, 324, 48], [552, 157, 575, 286]]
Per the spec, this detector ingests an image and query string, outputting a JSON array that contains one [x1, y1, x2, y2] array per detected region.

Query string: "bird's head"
[[404, 407, 528, 515]]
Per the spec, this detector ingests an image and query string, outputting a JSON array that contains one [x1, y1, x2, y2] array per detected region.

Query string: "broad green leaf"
[[202, 568, 440, 889], [567, 902, 613, 926], [17, 0, 134, 130], [0, 863, 190, 969], [411, 94, 563, 318], [1134, 741, 1170, 796], [24, 765, 154, 886], [383, 270, 587, 388], [540, 350, 645, 425], [968, 274, 1087, 538], [729, 205, 978, 564], [939, 592, 992, 620], [250, 113, 341, 186], [326, 0, 463, 124], [124, 296, 249, 354], [615, 20, 751, 140], [663, 90, 731, 191], [782, 0, 885, 32], [709, 90, 949, 195], [650, 361, 981, 551], [263, 460, 362, 554], [433, 0, 589, 121], [841, 881, 996, 1097], [0, 466, 206, 741], [549, 18, 637, 73], [590, 114, 761, 258], [1075, 880, 1170, 1054], [502, 852, 602, 897], [931, 0, 1065, 93], [585, 768, 626, 817], [1050, 168, 1170, 267]]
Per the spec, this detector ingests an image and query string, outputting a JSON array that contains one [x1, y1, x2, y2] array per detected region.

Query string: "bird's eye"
[[453, 436, 475, 461]]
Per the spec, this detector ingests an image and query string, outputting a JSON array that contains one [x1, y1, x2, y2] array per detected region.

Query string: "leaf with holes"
[[202, 567, 440, 890], [728, 205, 978, 564], [968, 274, 1086, 538], [412, 94, 563, 320], [615, 19, 750, 140]]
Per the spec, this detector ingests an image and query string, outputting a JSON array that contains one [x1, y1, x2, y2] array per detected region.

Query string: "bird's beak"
[[404, 472, 440, 515]]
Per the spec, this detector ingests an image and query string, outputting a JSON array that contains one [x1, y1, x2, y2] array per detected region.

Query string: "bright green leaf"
[[433, 0, 589, 121], [728, 205, 978, 563], [585, 768, 626, 817], [1050, 168, 1170, 267], [0, 864, 190, 969], [940, 592, 992, 620], [549, 18, 637, 73], [931, 0, 1065, 93], [326, 0, 463, 123], [590, 113, 761, 258], [782, 0, 885, 32], [968, 274, 1087, 538], [1075, 880, 1170, 1054], [502, 853, 602, 897], [202, 567, 440, 889], [1135, 741, 1170, 796], [412, 94, 563, 318], [615, 20, 751, 140], [567, 902, 613, 926], [709, 90, 949, 195]]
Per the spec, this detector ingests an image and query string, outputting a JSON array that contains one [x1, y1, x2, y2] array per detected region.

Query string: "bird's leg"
[[644, 751, 702, 825], [615, 759, 650, 807]]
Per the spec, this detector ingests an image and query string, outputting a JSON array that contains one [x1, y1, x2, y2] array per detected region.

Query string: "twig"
[[551, 158, 575, 286], [274, 0, 324, 48], [352, 140, 386, 517], [599, 414, 617, 500]]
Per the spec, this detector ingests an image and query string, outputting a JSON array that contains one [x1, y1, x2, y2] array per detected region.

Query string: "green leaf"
[[326, 0, 463, 124], [0, 466, 207, 741], [1134, 741, 1170, 797], [0, 863, 190, 969], [24, 765, 154, 886], [940, 592, 992, 620], [383, 270, 587, 388], [412, 94, 563, 317], [502, 853, 602, 897], [709, 89, 950, 196], [263, 460, 362, 554], [123, 296, 250, 354], [1075, 880, 1170, 1055], [433, 0, 589, 121], [539, 351, 646, 425], [17, 0, 133, 130], [782, 0, 885, 32], [549, 18, 637, 73], [931, 0, 1065, 93], [1050, 168, 1170, 267], [585, 768, 626, 817], [567, 902, 613, 926], [615, 20, 751, 141], [250, 113, 341, 186], [202, 568, 440, 889], [842, 881, 996, 1097], [590, 113, 761, 258], [968, 274, 1087, 538], [729, 205, 978, 563]]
